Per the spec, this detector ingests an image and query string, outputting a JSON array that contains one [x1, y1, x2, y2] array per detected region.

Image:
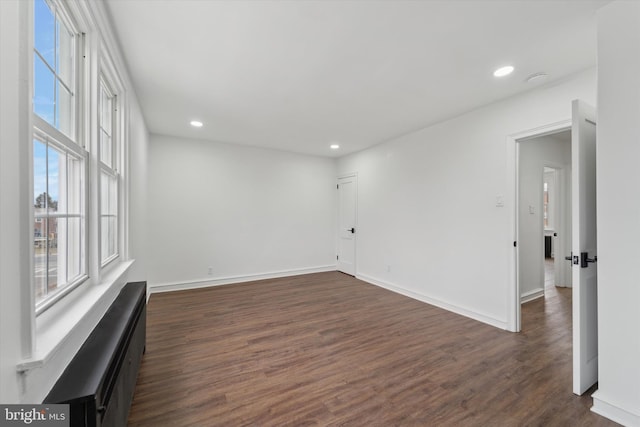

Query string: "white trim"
[[506, 119, 572, 332], [148, 265, 338, 295], [85, 0, 140, 103], [357, 273, 509, 330], [17, 260, 133, 373], [520, 288, 544, 304], [591, 391, 640, 426]]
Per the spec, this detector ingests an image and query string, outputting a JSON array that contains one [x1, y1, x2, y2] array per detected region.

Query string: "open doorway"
[[517, 130, 572, 314], [510, 100, 598, 395]]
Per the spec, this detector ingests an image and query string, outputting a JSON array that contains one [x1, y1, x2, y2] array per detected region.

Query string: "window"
[[33, 0, 87, 311], [33, 135, 86, 306], [31, 0, 129, 315], [33, 0, 75, 138], [99, 78, 119, 265]]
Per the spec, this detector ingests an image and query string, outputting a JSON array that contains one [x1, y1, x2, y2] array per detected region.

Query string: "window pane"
[[34, 140, 85, 307], [47, 144, 61, 214], [34, 0, 55, 66], [99, 83, 113, 166], [34, 139, 48, 304], [47, 218, 59, 294], [57, 21, 74, 87], [100, 130, 112, 167], [108, 217, 117, 256], [102, 94, 112, 135], [34, 55, 55, 125], [66, 152, 83, 214], [101, 216, 109, 261], [34, 0, 75, 140], [33, 0, 85, 311], [100, 214, 117, 262], [100, 85, 107, 127], [56, 82, 73, 139], [33, 139, 48, 208], [34, 216, 59, 305], [101, 172, 117, 215], [100, 171, 118, 262], [34, 229, 47, 301], [67, 217, 83, 280], [102, 216, 116, 261]]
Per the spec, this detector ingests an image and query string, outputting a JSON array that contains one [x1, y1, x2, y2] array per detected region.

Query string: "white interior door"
[[571, 99, 598, 395], [337, 175, 356, 275]]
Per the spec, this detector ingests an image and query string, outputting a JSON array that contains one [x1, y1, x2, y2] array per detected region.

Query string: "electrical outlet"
[[208, 267, 213, 275]]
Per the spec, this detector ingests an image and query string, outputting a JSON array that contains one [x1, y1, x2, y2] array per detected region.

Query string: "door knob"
[[580, 252, 597, 268], [348, 227, 355, 233]]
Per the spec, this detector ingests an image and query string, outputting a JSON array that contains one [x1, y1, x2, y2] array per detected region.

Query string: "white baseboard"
[[148, 265, 337, 295], [356, 273, 508, 330], [521, 288, 544, 304], [592, 391, 640, 426]]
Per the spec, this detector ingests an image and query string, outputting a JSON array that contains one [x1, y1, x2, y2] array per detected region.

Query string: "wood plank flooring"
[[128, 272, 617, 426]]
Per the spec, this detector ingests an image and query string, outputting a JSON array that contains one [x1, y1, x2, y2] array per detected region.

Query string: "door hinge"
[[337, 184, 339, 189], [336, 255, 339, 260]]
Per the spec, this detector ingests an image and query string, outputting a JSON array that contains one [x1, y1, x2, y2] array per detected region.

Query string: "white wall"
[[147, 135, 337, 291], [592, 1, 640, 425], [338, 69, 596, 329], [518, 134, 571, 301], [0, 0, 31, 404], [127, 97, 150, 282]]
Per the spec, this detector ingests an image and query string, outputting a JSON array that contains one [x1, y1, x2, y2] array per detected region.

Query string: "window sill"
[[17, 260, 134, 373]]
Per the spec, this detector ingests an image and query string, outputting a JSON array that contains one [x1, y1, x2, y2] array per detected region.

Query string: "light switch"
[[495, 195, 504, 207], [529, 205, 535, 214]]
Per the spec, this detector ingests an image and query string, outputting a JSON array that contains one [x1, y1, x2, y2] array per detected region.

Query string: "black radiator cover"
[[44, 281, 147, 427]]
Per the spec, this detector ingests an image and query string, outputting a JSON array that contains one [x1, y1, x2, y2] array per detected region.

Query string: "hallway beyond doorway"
[[545, 256, 555, 290]]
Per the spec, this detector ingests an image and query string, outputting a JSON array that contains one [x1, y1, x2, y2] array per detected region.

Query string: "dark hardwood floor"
[[128, 271, 617, 426]]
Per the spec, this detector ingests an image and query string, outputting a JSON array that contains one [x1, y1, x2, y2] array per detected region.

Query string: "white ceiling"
[[105, 0, 608, 157]]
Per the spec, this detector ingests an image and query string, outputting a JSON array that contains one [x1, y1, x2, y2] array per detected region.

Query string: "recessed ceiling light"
[[493, 65, 514, 77], [330, 144, 340, 150], [190, 120, 203, 128]]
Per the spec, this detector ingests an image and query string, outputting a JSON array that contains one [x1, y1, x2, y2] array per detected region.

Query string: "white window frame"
[[32, 0, 89, 315], [13, 0, 137, 383], [98, 51, 124, 269], [33, 0, 79, 141], [33, 119, 89, 314]]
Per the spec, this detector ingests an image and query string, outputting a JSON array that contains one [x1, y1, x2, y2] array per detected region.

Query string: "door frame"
[[337, 172, 358, 275], [507, 119, 571, 332]]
